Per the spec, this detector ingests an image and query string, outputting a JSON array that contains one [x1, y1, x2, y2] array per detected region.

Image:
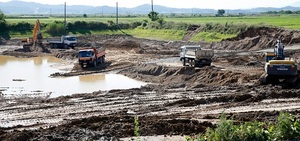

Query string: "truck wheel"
[[64, 44, 68, 49], [50, 44, 54, 49], [190, 59, 195, 67], [99, 57, 102, 64], [93, 60, 97, 68], [102, 57, 105, 63], [182, 59, 186, 66], [53, 44, 58, 49]]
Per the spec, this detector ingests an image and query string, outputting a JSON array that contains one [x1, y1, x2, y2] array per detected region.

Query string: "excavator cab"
[[265, 52, 276, 62]]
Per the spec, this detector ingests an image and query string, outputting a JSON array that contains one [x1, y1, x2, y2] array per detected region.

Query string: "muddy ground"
[[1, 27, 300, 141]]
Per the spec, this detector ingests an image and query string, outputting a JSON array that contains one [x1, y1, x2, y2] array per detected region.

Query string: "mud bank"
[[119, 63, 261, 87], [1, 27, 300, 140]]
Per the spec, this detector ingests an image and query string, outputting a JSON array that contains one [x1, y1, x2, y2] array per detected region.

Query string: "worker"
[[274, 40, 284, 60]]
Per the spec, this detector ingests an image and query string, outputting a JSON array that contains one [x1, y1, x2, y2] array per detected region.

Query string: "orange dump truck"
[[78, 47, 105, 68]]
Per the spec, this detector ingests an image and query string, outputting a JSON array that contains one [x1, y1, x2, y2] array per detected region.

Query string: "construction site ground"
[[1, 27, 300, 140]]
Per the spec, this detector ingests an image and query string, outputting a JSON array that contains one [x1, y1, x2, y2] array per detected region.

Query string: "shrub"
[[235, 122, 268, 141], [192, 112, 300, 141], [274, 112, 300, 140], [213, 114, 236, 141], [9, 21, 32, 33], [45, 22, 65, 36], [131, 21, 142, 28], [134, 116, 140, 141]]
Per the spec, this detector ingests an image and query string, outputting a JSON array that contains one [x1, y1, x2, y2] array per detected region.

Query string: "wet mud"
[[1, 27, 300, 140]]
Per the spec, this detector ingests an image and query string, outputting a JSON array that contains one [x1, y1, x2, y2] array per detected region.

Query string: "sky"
[[0, 0, 299, 9]]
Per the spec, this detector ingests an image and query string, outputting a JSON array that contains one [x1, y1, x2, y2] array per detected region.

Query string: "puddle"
[[0, 55, 146, 98]]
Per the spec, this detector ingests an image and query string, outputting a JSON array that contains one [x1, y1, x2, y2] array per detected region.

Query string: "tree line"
[[264, 10, 300, 14]]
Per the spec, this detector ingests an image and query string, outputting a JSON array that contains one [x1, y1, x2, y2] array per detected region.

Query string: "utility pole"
[[64, 2, 67, 28], [151, 0, 154, 12], [116, 2, 118, 26]]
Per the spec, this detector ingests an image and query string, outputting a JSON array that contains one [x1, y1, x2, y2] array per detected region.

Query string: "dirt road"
[[1, 28, 300, 140]]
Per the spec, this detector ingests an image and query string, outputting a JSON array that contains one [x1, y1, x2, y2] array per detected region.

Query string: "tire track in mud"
[[2, 38, 300, 139], [1, 84, 300, 133]]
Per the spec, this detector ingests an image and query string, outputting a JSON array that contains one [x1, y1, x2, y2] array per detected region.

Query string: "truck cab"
[[48, 35, 77, 49], [63, 35, 77, 47], [78, 47, 106, 68]]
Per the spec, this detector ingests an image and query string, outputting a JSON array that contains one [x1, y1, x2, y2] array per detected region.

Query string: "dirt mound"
[[183, 25, 201, 41], [0, 127, 118, 141], [120, 63, 258, 87], [214, 26, 300, 50], [53, 49, 78, 60], [103, 39, 142, 54], [53, 114, 213, 138], [2, 43, 51, 58], [23, 43, 50, 53], [215, 55, 264, 67], [76, 34, 198, 55], [76, 34, 133, 47], [2, 48, 49, 58]]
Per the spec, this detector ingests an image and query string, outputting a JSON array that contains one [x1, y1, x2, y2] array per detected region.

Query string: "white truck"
[[180, 45, 214, 67], [48, 35, 77, 49]]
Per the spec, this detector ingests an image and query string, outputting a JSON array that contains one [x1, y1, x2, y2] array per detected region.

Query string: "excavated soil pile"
[[119, 63, 258, 87], [58, 114, 213, 138], [77, 34, 198, 55], [102, 39, 142, 54], [53, 49, 78, 60], [0, 127, 118, 141], [214, 55, 264, 67], [2, 26, 300, 140], [213, 26, 300, 50], [2, 43, 50, 57]]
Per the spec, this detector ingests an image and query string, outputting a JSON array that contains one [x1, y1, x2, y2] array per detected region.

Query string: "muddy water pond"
[[0, 55, 146, 98]]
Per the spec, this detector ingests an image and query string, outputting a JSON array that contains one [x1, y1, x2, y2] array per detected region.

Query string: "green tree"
[[148, 11, 159, 21], [0, 10, 9, 39], [217, 9, 225, 16], [45, 22, 65, 36], [0, 10, 5, 21], [83, 14, 87, 18], [157, 17, 165, 28]]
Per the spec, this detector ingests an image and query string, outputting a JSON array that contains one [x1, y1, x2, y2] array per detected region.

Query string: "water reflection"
[[0, 55, 146, 98], [79, 74, 105, 82], [0, 56, 13, 65], [33, 57, 43, 66]]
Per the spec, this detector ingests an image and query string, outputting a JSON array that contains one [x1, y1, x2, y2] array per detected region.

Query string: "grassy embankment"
[[6, 15, 300, 42], [185, 112, 300, 141]]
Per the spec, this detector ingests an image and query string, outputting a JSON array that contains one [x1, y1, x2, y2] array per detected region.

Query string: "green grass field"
[[6, 17, 146, 24], [5, 14, 300, 41], [6, 15, 300, 29], [165, 15, 300, 29]]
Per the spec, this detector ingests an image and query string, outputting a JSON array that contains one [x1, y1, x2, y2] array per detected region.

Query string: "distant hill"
[[1, 1, 300, 15]]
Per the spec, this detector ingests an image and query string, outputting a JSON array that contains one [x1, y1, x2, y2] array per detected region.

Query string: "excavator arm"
[[21, 19, 42, 44], [33, 19, 40, 43]]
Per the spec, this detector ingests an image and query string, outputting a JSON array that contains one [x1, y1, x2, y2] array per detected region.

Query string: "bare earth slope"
[[1, 27, 300, 140]]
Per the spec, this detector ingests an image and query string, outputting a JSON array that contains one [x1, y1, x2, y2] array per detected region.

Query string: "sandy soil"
[[1, 27, 300, 140]]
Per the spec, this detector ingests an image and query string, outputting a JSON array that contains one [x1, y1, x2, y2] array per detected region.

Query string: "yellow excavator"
[[260, 40, 299, 85], [21, 19, 43, 46]]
